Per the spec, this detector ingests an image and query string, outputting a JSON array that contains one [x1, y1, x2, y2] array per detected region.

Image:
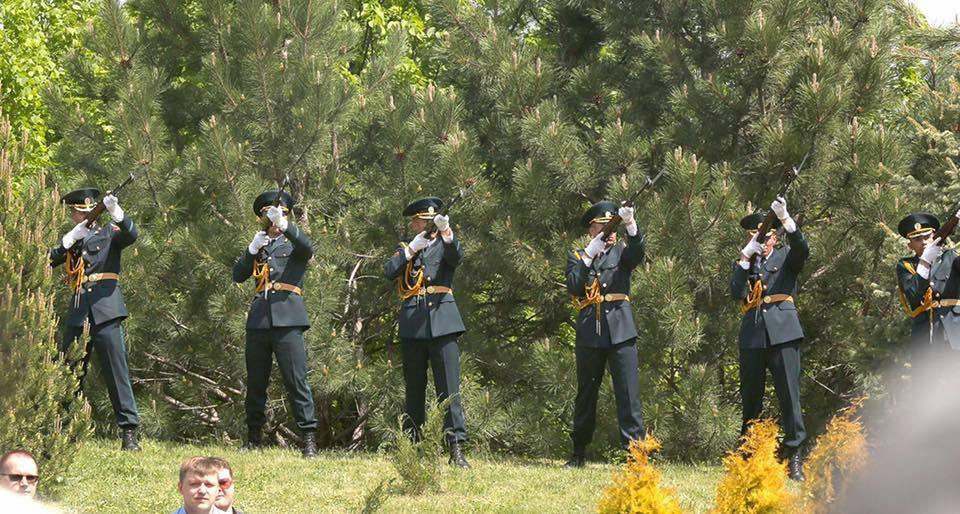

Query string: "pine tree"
[[0, 108, 92, 494], [40, 0, 960, 463]]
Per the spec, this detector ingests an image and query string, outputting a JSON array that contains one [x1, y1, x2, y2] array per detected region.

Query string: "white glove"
[[433, 214, 454, 243], [583, 232, 607, 264], [740, 235, 763, 260], [102, 194, 123, 223], [266, 205, 288, 232], [771, 196, 789, 220], [618, 206, 637, 236], [62, 221, 91, 249], [955, 208, 960, 220], [920, 237, 942, 266], [248, 231, 270, 255], [433, 214, 449, 233], [404, 231, 430, 260], [771, 196, 796, 233]]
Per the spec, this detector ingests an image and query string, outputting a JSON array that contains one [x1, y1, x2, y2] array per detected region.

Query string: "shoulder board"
[[902, 259, 917, 276]]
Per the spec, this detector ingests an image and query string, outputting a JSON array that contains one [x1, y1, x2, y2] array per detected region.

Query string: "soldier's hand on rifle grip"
[[771, 196, 796, 233], [405, 231, 431, 259], [433, 214, 453, 242], [740, 235, 763, 265], [248, 231, 270, 255], [266, 205, 288, 232], [102, 193, 124, 223], [62, 221, 91, 249], [582, 233, 607, 266], [920, 237, 943, 268], [618, 206, 637, 236]]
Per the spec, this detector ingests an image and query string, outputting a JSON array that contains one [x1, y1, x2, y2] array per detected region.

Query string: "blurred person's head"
[[209, 458, 236, 513], [0, 451, 38, 499], [177, 457, 220, 514]]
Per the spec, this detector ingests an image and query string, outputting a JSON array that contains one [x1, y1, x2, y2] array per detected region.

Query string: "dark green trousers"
[[571, 339, 644, 450], [245, 327, 317, 431], [739, 340, 806, 449], [400, 335, 467, 444], [62, 318, 140, 427]]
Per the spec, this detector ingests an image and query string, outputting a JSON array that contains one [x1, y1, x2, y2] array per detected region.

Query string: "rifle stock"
[[935, 202, 960, 241], [599, 169, 666, 241], [81, 170, 138, 229], [261, 175, 291, 230], [748, 154, 808, 272]]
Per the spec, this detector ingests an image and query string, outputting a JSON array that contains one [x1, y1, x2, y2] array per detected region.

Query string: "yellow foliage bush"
[[798, 396, 868, 513], [711, 419, 791, 514], [597, 436, 684, 514]]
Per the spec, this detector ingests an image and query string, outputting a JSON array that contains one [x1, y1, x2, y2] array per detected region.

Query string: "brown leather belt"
[[258, 282, 303, 295], [81, 273, 120, 284], [742, 294, 793, 313], [602, 293, 629, 302], [574, 293, 629, 310], [934, 299, 960, 308], [424, 286, 453, 295]]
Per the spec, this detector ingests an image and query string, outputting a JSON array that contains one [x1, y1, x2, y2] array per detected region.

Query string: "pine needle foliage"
[[597, 435, 684, 514], [799, 396, 869, 514], [711, 419, 791, 514], [0, 111, 92, 494]]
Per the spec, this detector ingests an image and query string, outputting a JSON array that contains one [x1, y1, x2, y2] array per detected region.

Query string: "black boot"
[[564, 447, 586, 469], [120, 427, 141, 451], [301, 431, 318, 459], [787, 448, 805, 482], [448, 441, 471, 469], [242, 426, 262, 451]]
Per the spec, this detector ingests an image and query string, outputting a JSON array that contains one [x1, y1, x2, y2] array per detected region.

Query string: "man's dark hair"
[[0, 450, 37, 471]]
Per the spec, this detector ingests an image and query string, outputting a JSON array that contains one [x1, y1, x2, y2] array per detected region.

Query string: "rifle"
[[260, 174, 291, 230], [934, 200, 960, 241], [599, 169, 667, 241], [255, 175, 291, 298], [79, 166, 144, 229], [749, 153, 809, 273], [410, 178, 478, 260]]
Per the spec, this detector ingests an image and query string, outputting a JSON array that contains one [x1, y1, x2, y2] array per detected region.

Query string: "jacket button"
[[602, 283, 607, 288], [762, 309, 767, 313], [605, 310, 609, 314], [428, 302, 433, 307], [427, 276, 432, 281], [268, 256, 272, 260]]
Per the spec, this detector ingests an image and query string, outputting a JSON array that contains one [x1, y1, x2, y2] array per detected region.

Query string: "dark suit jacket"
[[730, 228, 809, 349], [383, 236, 466, 340], [233, 224, 313, 330], [565, 232, 645, 347], [50, 217, 138, 328]]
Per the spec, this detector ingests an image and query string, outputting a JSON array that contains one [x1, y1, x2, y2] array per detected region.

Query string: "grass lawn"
[[52, 439, 724, 513]]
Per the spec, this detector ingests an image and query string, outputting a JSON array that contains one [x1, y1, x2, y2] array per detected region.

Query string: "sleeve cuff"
[[582, 255, 594, 267], [625, 223, 638, 237], [918, 263, 931, 280], [738, 260, 750, 270], [782, 217, 797, 233], [404, 246, 414, 260]]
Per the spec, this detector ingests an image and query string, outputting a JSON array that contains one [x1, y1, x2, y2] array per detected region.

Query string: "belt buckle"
[[603, 294, 612, 302], [272, 282, 281, 291], [426, 285, 436, 294], [763, 295, 772, 304]]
